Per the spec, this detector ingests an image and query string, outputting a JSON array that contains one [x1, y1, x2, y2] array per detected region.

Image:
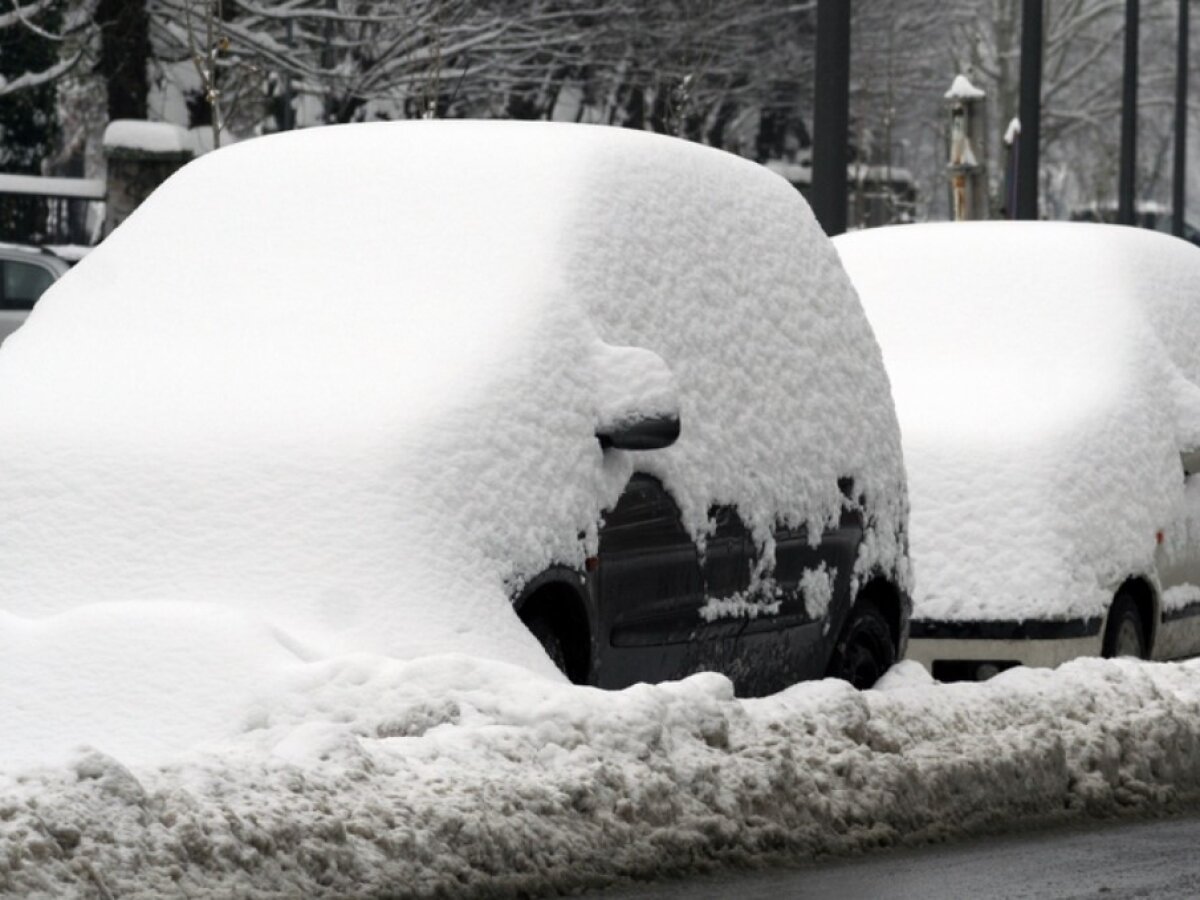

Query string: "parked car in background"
[[0, 122, 910, 695], [1069, 201, 1200, 247], [0, 244, 71, 342], [835, 222, 1200, 680]]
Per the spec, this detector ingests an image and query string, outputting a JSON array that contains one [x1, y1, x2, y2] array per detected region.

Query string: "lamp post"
[[945, 75, 988, 221]]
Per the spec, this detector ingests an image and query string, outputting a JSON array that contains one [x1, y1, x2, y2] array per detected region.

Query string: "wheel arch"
[[1109, 575, 1159, 656], [854, 574, 908, 655], [513, 566, 593, 684]]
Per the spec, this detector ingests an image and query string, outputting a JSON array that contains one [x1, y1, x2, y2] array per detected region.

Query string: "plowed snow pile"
[[4, 655, 1200, 898]]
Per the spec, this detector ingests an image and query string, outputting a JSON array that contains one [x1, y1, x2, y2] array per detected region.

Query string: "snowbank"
[[0, 121, 905, 673], [0, 604, 306, 768], [4, 656, 1200, 898], [835, 222, 1200, 622]]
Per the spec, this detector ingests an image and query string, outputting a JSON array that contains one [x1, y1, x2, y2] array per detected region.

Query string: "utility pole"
[[1119, 0, 1140, 226], [1173, 0, 1189, 237], [1016, 0, 1043, 219], [811, 0, 851, 237]]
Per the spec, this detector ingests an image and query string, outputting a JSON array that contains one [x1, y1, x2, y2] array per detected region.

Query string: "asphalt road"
[[595, 812, 1200, 899]]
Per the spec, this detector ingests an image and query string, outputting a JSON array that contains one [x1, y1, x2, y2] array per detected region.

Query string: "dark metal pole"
[[282, 17, 295, 130], [811, 0, 851, 237], [1119, 0, 1140, 226], [1016, 0, 1043, 220], [1173, 0, 1189, 237]]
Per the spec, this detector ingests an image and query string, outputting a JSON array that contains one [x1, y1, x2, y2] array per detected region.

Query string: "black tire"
[[826, 600, 895, 689], [524, 613, 570, 676], [1102, 592, 1146, 659]]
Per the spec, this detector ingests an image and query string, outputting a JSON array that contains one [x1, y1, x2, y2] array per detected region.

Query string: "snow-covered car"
[[0, 122, 910, 695], [0, 244, 71, 342], [835, 222, 1200, 680]]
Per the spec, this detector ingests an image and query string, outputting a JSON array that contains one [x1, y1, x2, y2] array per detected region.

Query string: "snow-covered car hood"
[[836, 222, 1200, 622]]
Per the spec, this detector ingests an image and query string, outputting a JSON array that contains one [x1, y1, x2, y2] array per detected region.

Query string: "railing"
[[0, 173, 105, 247]]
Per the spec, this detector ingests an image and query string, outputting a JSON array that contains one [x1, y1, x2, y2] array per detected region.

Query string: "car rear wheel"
[[826, 600, 895, 689], [1102, 592, 1146, 659]]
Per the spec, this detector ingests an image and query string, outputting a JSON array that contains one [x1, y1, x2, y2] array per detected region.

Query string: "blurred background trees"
[[0, 0, 1194, 225]]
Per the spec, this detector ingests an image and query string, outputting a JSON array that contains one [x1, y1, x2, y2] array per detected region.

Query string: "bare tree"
[[950, 0, 1180, 216], [147, 0, 818, 161], [850, 0, 967, 220], [0, 0, 92, 99]]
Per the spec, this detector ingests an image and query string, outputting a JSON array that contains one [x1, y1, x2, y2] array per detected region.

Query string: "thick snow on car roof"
[[835, 221, 1200, 622], [0, 122, 904, 759]]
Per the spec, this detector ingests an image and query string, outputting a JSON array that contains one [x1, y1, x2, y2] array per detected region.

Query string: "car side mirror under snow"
[[592, 342, 681, 452], [597, 413, 681, 451]]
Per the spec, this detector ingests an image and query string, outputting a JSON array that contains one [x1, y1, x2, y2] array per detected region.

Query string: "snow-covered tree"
[[0, 1, 88, 99]]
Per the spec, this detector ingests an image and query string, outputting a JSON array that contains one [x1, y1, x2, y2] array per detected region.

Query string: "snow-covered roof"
[[0, 122, 905, 693], [40, 243, 93, 264], [102, 119, 194, 155], [835, 222, 1200, 622], [764, 159, 914, 187]]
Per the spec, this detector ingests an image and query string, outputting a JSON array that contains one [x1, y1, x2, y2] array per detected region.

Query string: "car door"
[[736, 481, 864, 694], [702, 504, 752, 606], [595, 473, 707, 686]]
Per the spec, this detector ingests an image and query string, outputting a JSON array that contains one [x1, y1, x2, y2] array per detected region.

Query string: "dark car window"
[[1, 260, 56, 311], [599, 474, 689, 553]]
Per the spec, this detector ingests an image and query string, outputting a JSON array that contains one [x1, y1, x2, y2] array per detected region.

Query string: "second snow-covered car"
[[835, 222, 1200, 680], [0, 122, 910, 695]]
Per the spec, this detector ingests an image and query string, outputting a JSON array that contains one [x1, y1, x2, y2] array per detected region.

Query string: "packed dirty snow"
[[835, 223, 1200, 623], [0, 121, 904, 727], [5, 655, 1200, 898]]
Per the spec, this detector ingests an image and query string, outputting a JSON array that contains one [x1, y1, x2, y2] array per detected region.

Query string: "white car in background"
[[835, 222, 1200, 680], [0, 244, 71, 341]]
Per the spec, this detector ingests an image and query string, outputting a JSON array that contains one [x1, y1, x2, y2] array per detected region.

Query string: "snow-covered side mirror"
[[592, 342, 681, 451]]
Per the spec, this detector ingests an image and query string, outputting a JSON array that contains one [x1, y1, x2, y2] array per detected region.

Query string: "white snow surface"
[[944, 74, 986, 100], [1004, 117, 1022, 145], [102, 119, 193, 155], [5, 655, 1200, 897], [835, 222, 1200, 622], [0, 120, 905, 761]]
